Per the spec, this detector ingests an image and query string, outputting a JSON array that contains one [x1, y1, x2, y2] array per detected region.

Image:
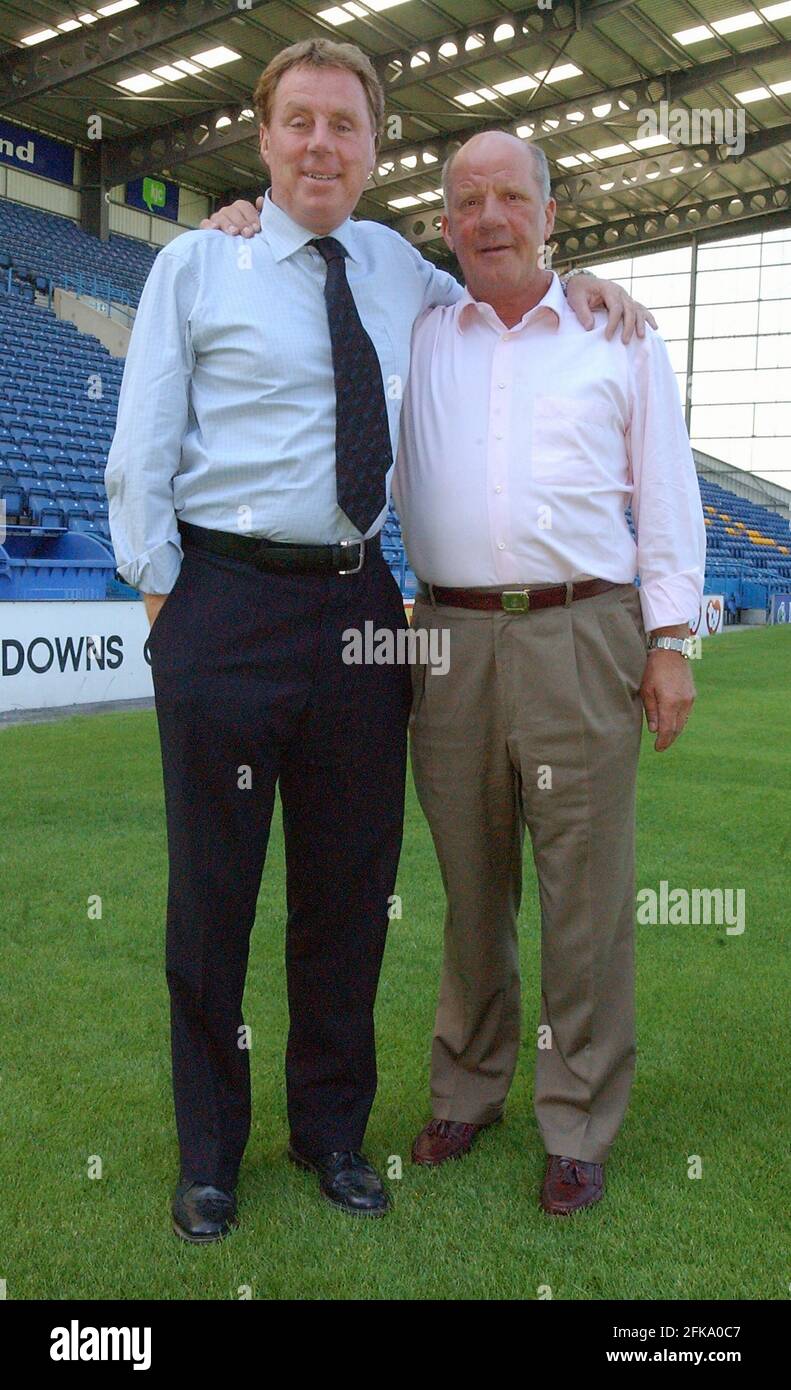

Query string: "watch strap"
[[646, 635, 692, 658]]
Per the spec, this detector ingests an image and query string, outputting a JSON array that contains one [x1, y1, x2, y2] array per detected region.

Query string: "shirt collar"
[[260, 188, 361, 265], [457, 270, 565, 334]]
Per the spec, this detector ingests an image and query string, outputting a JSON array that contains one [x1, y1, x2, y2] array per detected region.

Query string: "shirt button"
[[495, 432, 503, 439], [498, 382, 506, 389], [497, 542, 505, 550], [495, 485, 502, 493]]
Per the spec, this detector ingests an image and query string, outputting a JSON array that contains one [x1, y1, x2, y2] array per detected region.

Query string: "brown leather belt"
[[427, 578, 618, 612]]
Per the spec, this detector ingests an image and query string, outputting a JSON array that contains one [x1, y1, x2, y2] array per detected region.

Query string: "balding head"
[[438, 126, 557, 322], [442, 131, 551, 208]]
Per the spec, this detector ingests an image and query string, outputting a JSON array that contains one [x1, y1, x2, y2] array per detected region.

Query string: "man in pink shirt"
[[395, 131, 706, 1214]]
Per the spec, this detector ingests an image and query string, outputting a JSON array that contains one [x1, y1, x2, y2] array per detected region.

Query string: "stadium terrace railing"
[[55, 272, 136, 326]]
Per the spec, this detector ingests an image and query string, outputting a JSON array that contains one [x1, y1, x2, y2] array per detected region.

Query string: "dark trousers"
[[148, 535, 412, 1190]]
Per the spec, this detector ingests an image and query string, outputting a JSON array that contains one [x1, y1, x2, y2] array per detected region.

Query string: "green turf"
[[0, 626, 788, 1300]]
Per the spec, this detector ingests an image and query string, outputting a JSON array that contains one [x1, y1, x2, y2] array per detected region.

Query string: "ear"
[[441, 211, 454, 253], [258, 124, 270, 166], [543, 197, 557, 243]]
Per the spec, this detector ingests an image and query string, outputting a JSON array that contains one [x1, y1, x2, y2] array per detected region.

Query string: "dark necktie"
[[311, 236, 392, 534]]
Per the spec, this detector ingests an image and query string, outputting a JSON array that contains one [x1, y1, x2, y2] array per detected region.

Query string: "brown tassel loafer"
[[540, 1155, 605, 1215], [411, 1117, 497, 1167]]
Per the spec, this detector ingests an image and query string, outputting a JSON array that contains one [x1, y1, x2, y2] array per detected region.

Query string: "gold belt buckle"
[[501, 588, 530, 612]]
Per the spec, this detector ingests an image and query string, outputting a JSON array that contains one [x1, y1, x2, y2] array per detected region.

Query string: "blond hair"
[[252, 38, 385, 148]]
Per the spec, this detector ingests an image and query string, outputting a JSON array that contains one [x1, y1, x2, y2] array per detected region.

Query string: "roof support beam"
[[551, 181, 791, 263], [558, 204, 791, 270], [391, 181, 791, 255], [554, 120, 791, 205], [370, 36, 791, 197], [375, 0, 637, 94], [79, 146, 110, 242], [0, 0, 272, 108], [99, 101, 258, 185]]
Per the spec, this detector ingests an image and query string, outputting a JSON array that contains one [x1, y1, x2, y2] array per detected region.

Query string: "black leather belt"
[[178, 519, 377, 575]]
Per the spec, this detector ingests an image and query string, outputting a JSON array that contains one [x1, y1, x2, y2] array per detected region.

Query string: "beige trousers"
[[409, 581, 646, 1164]]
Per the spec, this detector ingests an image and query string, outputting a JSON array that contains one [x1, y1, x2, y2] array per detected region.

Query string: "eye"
[[336, 122, 352, 133]]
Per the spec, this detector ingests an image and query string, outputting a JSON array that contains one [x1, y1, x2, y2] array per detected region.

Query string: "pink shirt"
[[393, 271, 706, 630]]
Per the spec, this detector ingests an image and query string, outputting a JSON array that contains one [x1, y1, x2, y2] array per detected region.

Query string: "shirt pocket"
[[530, 394, 615, 485]]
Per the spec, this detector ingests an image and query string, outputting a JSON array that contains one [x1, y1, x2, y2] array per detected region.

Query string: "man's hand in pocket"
[[144, 593, 168, 629]]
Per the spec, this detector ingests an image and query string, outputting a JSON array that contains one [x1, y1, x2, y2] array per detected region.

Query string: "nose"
[[306, 119, 334, 153], [478, 192, 507, 228]]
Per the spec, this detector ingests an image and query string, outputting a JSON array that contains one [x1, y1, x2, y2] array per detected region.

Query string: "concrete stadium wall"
[[0, 163, 80, 218], [0, 159, 210, 247], [53, 287, 131, 358]]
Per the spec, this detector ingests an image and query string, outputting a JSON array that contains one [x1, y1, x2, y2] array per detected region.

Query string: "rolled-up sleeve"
[[104, 245, 198, 594], [627, 328, 707, 630]]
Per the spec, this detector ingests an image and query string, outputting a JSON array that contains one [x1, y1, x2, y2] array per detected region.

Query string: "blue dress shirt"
[[105, 190, 463, 593]]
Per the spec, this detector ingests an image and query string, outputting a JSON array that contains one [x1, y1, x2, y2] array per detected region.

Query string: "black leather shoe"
[[288, 1147, 391, 1217], [171, 1180, 238, 1243]]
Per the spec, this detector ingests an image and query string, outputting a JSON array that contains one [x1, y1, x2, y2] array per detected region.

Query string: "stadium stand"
[[381, 508, 418, 598], [0, 267, 121, 598], [698, 477, 791, 610], [0, 199, 158, 309], [1, 199, 790, 612]]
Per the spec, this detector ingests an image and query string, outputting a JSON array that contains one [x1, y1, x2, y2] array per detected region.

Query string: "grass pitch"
[[0, 625, 788, 1300]]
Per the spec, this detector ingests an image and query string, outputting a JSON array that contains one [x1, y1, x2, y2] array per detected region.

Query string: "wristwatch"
[[646, 635, 694, 659], [560, 267, 587, 293]]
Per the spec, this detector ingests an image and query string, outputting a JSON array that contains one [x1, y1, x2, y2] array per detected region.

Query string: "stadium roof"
[[2, 0, 791, 266]]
